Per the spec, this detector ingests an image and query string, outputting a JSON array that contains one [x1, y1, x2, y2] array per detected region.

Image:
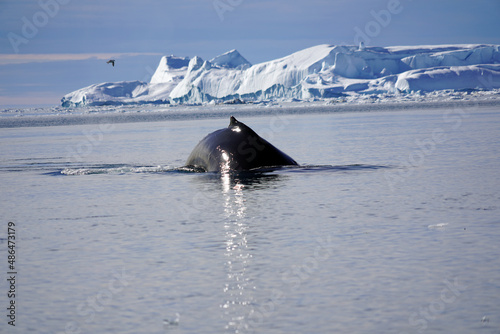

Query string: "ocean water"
[[1, 104, 499, 334]]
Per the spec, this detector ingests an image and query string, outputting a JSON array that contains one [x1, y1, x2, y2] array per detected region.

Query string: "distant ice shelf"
[[61, 44, 500, 107]]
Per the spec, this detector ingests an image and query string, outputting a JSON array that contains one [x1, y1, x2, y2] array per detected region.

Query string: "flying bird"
[[106, 59, 115, 67]]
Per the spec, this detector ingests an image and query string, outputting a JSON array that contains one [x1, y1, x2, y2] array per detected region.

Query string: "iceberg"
[[395, 64, 500, 92], [60, 81, 174, 107], [61, 44, 500, 107], [150, 55, 190, 84], [209, 49, 251, 69]]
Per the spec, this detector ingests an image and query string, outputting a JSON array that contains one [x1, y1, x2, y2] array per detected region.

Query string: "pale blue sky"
[[1, 0, 499, 106]]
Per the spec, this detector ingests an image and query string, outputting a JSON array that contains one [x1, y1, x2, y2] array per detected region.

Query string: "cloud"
[[0, 53, 162, 65]]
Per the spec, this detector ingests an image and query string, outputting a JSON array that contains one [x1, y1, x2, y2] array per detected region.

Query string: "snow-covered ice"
[[61, 44, 500, 107]]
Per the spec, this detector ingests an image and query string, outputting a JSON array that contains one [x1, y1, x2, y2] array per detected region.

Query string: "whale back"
[[186, 116, 297, 172]]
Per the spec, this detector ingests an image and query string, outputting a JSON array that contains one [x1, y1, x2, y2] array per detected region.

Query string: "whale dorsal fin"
[[229, 116, 239, 127]]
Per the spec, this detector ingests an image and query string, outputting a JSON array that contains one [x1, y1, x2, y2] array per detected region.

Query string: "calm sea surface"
[[1, 104, 499, 333]]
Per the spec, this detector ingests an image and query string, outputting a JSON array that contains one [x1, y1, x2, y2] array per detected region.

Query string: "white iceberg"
[[395, 64, 500, 92], [209, 49, 251, 69], [61, 44, 500, 107], [150, 55, 190, 84]]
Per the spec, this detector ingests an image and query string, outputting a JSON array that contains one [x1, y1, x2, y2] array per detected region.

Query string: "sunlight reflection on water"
[[221, 173, 254, 332]]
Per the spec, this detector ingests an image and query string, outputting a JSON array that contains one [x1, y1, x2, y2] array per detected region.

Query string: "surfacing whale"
[[185, 116, 298, 172]]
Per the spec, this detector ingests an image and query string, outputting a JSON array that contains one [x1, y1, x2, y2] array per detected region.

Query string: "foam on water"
[[58, 163, 390, 176], [60, 165, 176, 175]]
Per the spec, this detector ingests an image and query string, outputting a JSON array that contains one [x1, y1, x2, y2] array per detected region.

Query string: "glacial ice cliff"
[[61, 44, 500, 107]]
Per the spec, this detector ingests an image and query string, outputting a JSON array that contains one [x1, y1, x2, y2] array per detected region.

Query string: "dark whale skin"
[[185, 116, 298, 172]]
